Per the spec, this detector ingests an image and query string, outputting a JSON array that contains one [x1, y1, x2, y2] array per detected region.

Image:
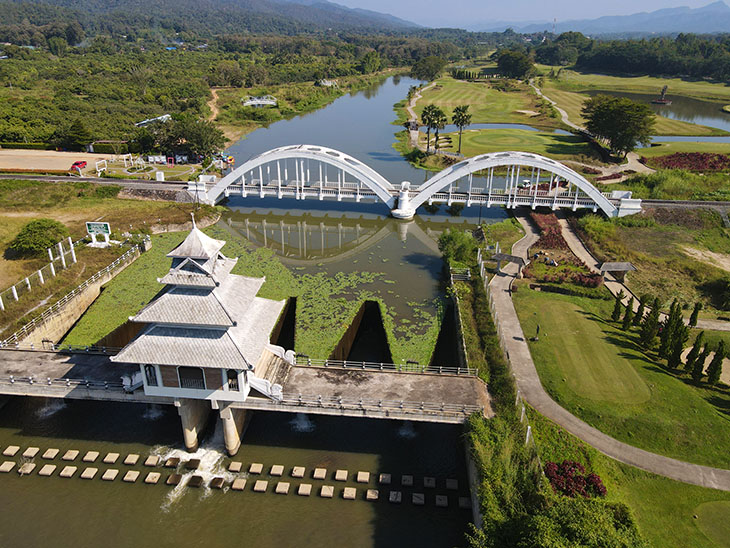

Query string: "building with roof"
[[111, 219, 293, 454], [599, 262, 637, 283]]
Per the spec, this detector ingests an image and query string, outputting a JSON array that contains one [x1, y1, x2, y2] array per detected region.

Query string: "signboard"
[[86, 222, 111, 236]]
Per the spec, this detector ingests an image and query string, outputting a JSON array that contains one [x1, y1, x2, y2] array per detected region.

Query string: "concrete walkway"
[[489, 213, 730, 491], [404, 82, 436, 149]]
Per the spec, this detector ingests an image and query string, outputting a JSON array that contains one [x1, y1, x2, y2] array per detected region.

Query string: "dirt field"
[[0, 150, 114, 172], [683, 246, 730, 273]]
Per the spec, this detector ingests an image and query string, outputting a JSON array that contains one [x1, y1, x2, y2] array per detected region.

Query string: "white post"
[[103, 233, 110, 246], [467, 173, 473, 206], [49, 262, 56, 277], [90, 233, 97, 246], [47, 248, 54, 261], [11, 285, 18, 302], [241, 173, 247, 197], [532, 168, 540, 209], [258, 166, 264, 198], [295, 161, 300, 199], [58, 242, 66, 269], [338, 170, 342, 201], [24, 277, 30, 290], [318, 163, 323, 200], [0, 295, 4, 311], [38, 269, 44, 285], [301, 160, 307, 200], [68, 236, 76, 263], [513, 166, 520, 209], [553, 177, 560, 209], [487, 167, 493, 207], [277, 161, 282, 198]]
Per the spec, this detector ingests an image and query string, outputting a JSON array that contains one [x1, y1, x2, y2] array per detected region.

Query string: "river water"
[[0, 76, 493, 547]]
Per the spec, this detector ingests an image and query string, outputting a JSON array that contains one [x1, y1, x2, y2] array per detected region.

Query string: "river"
[[0, 76, 494, 548]]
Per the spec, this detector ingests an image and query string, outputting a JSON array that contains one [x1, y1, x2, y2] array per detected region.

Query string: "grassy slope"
[[529, 408, 730, 548], [513, 288, 730, 468]]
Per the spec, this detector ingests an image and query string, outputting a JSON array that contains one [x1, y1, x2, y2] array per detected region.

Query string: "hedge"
[[0, 142, 51, 150]]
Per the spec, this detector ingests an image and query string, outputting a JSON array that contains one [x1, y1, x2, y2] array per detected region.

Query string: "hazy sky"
[[335, 0, 719, 28]]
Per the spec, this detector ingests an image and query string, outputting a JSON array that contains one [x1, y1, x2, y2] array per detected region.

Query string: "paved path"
[[489, 213, 730, 491], [405, 82, 436, 148]]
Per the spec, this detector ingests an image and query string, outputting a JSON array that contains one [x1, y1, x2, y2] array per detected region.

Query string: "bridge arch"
[[403, 151, 619, 218], [205, 145, 396, 206]]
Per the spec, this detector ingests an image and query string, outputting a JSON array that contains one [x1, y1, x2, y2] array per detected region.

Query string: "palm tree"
[[452, 105, 472, 154], [431, 107, 448, 152], [421, 104, 438, 153]]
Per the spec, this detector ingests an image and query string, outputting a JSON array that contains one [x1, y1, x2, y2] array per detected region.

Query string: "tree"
[[684, 331, 705, 372], [689, 302, 702, 327], [410, 56, 447, 81], [497, 50, 533, 78], [706, 340, 725, 385], [431, 106, 447, 152], [612, 290, 625, 322], [54, 119, 93, 151], [667, 332, 686, 370], [358, 51, 381, 74], [633, 294, 648, 326], [640, 297, 661, 349], [421, 104, 438, 154], [175, 118, 226, 158], [692, 343, 712, 384], [438, 229, 476, 264], [582, 95, 656, 157], [622, 299, 634, 331], [9, 219, 69, 257], [452, 105, 472, 154], [47, 36, 67, 57], [659, 299, 683, 360]]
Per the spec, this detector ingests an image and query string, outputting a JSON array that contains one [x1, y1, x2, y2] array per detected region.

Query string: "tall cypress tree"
[[659, 299, 682, 359], [622, 298, 635, 331], [668, 328, 687, 370], [633, 294, 648, 326], [689, 302, 702, 328], [612, 290, 625, 322], [707, 340, 725, 386], [684, 331, 705, 372], [640, 297, 661, 349], [692, 343, 712, 384]]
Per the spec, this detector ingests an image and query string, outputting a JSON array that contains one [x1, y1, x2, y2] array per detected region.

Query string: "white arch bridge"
[[189, 145, 642, 219]]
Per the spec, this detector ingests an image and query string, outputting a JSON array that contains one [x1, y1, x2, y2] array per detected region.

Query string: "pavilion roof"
[[167, 228, 226, 260], [600, 262, 636, 272]]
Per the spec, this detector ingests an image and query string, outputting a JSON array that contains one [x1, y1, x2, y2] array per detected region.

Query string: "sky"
[[334, 0, 721, 29]]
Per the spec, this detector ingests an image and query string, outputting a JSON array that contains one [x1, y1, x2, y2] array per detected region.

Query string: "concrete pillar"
[[219, 405, 248, 456], [68, 237, 77, 263], [177, 399, 211, 452]]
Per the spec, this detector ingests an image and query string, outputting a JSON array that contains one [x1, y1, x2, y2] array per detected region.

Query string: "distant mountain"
[[280, 0, 420, 29], [480, 1, 730, 36]]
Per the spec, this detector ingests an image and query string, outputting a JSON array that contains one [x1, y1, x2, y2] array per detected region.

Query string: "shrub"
[[649, 152, 730, 172], [438, 229, 477, 265], [530, 212, 569, 250], [94, 185, 122, 198], [9, 218, 69, 257], [544, 460, 607, 498]]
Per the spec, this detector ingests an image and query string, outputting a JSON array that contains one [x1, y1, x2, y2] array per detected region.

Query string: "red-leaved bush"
[[531, 212, 570, 251], [544, 460, 607, 498], [650, 152, 730, 171]]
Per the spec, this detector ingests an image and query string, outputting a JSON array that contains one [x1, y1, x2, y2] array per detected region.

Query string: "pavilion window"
[[178, 367, 206, 390], [227, 369, 239, 391], [144, 365, 158, 387]]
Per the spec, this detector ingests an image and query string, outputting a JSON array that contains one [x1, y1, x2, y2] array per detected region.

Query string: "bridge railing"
[[0, 342, 122, 354], [0, 374, 125, 392], [294, 356, 477, 376]]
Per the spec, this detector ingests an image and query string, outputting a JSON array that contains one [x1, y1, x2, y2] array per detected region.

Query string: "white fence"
[[1, 246, 140, 346], [0, 237, 80, 312]]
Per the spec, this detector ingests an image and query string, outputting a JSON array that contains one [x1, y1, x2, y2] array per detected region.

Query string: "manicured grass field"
[[639, 141, 730, 158], [513, 288, 730, 468], [528, 408, 730, 548]]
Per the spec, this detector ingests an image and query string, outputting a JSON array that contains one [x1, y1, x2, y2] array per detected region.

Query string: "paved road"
[[489, 213, 730, 491]]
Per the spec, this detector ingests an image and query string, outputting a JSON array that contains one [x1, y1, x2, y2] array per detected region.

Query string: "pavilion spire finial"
[[191, 212, 196, 230]]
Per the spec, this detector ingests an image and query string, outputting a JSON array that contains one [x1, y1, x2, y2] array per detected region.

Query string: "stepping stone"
[[80, 467, 98, 480], [379, 473, 391, 485], [166, 474, 182, 486], [412, 493, 425, 506], [18, 463, 36, 475], [164, 457, 180, 468], [102, 469, 119, 481], [22, 447, 39, 458], [401, 475, 413, 487], [356, 471, 370, 483], [42, 448, 59, 460], [60, 466, 77, 478], [62, 450, 79, 461], [313, 468, 327, 480], [270, 464, 284, 476], [185, 459, 200, 470], [144, 472, 161, 484], [124, 454, 139, 466], [188, 475, 204, 488], [83, 451, 99, 463], [123, 470, 140, 483], [232, 478, 247, 491], [275, 481, 290, 494], [144, 455, 160, 467], [103, 453, 120, 464], [389, 490, 402, 504], [0, 461, 16, 473], [38, 464, 57, 477], [445, 479, 458, 490], [2, 445, 19, 457], [335, 469, 348, 481], [458, 497, 472, 509], [249, 463, 263, 474], [291, 466, 305, 478], [210, 477, 225, 489], [297, 483, 312, 496], [343, 487, 357, 500], [320, 485, 334, 498], [253, 480, 268, 493], [228, 461, 242, 473], [435, 495, 448, 508], [424, 476, 436, 489], [366, 489, 379, 501]]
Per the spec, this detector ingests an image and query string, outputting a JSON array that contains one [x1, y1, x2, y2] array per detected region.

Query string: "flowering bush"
[[544, 460, 607, 498], [531, 212, 570, 250], [596, 173, 622, 182], [649, 152, 730, 171]]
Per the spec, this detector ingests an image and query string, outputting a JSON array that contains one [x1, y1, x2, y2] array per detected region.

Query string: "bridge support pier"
[[219, 405, 249, 456], [391, 182, 415, 220], [177, 398, 211, 452]]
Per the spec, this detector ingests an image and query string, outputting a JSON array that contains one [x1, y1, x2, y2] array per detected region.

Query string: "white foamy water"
[[142, 405, 165, 421], [290, 413, 315, 433], [397, 421, 417, 439], [35, 399, 67, 419], [154, 421, 241, 511]]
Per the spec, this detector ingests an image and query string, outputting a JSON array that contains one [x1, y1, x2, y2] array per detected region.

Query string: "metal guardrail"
[[294, 357, 477, 376], [0, 343, 122, 354], [0, 375, 124, 391]]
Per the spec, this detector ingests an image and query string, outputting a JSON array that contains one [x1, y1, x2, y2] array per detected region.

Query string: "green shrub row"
[[0, 142, 51, 150]]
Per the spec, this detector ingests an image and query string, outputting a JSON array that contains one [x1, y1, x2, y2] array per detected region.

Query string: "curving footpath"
[[489, 213, 730, 491]]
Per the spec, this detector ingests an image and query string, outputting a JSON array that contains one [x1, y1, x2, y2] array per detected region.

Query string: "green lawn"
[[513, 288, 730, 468], [639, 141, 730, 158], [528, 407, 730, 548]]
